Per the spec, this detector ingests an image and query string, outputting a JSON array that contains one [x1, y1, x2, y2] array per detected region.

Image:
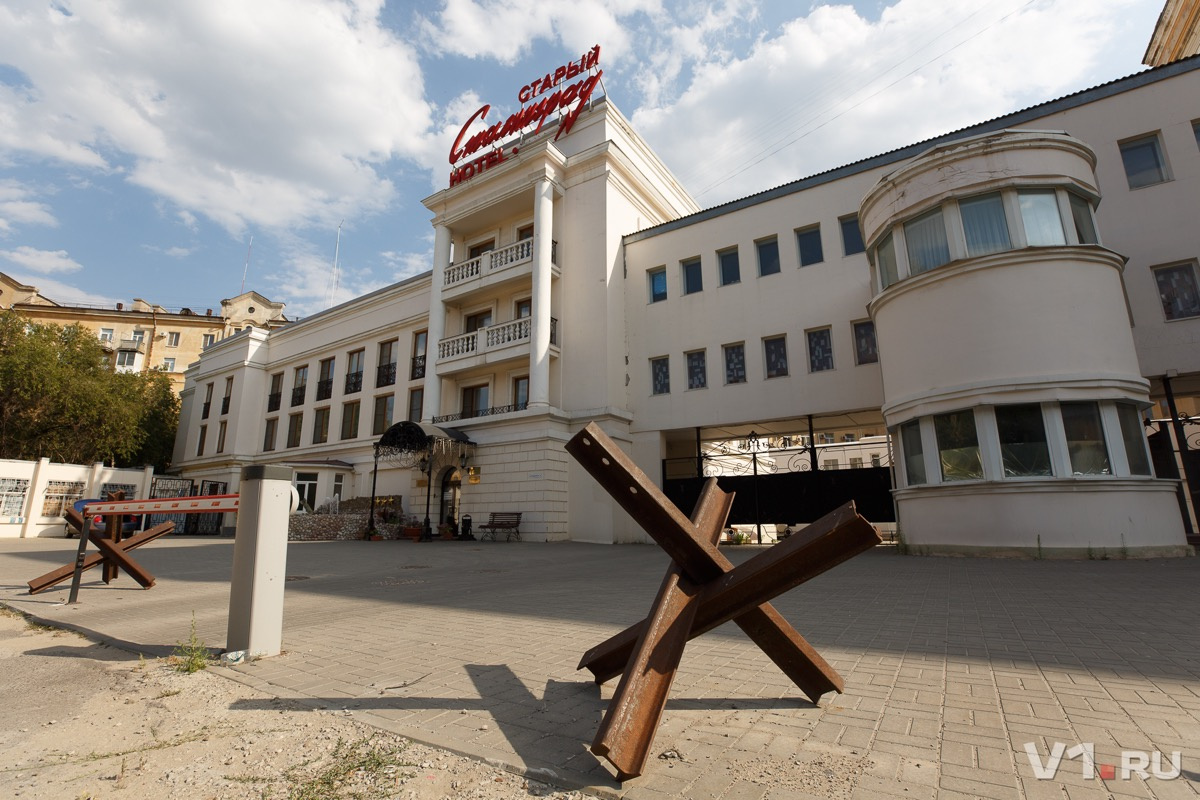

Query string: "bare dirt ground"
[[0, 606, 589, 800]]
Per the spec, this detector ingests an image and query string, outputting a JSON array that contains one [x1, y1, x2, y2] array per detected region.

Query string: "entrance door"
[[439, 468, 462, 530], [294, 472, 318, 512]]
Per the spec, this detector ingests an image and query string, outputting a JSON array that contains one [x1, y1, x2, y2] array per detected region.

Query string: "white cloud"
[[2, 270, 122, 307], [0, 180, 58, 234], [0, 245, 82, 274], [0, 0, 433, 236], [631, 0, 1158, 205], [417, 0, 655, 64]]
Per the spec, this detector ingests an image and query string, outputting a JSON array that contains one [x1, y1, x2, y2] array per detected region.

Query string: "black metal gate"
[[146, 477, 194, 532], [663, 442, 896, 529], [183, 480, 228, 535], [1148, 414, 1200, 540]]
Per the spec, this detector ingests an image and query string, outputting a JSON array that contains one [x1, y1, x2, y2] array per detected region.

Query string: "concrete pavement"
[[1, 536, 1197, 799]]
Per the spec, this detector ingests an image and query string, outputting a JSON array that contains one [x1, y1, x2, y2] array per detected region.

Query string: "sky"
[[0, 0, 1166, 318]]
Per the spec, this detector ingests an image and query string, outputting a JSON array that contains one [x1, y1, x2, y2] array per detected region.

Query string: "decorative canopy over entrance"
[[375, 421, 473, 468]]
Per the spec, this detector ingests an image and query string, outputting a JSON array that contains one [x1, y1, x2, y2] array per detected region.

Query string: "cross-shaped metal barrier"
[[565, 422, 881, 780], [27, 493, 240, 603]]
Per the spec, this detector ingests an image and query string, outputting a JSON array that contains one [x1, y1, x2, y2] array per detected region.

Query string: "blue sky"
[[0, 0, 1164, 317]]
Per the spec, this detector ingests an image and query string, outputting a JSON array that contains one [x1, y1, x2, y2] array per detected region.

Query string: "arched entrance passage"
[[439, 467, 462, 531]]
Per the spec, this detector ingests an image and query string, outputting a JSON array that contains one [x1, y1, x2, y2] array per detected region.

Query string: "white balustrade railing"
[[485, 318, 532, 348], [442, 239, 535, 288], [438, 331, 478, 359]]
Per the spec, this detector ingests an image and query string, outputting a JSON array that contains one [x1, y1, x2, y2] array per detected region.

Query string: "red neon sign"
[[449, 45, 602, 187]]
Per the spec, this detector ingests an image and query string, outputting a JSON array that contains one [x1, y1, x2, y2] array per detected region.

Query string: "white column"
[[423, 224, 451, 422], [226, 465, 297, 658], [530, 178, 554, 409]]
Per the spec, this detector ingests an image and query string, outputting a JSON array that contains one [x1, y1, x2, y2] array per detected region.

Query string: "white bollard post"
[[227, 465, 297, 658]]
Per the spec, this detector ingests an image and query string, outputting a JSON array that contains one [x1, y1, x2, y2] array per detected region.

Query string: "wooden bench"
[[479, 512, 522, 542]]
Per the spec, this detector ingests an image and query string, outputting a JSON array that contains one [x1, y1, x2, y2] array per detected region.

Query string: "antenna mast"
[[327, 220, 344, 308], [240, 235, 254, 294]]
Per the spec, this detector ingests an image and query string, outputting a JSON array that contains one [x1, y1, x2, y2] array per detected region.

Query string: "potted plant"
[[401, 514, 423, 542]]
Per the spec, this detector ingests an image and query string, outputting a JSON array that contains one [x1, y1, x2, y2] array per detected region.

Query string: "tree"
[[0, 311, 180, 471]]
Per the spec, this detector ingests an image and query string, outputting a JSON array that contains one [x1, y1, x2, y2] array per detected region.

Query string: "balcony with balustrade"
[[442, 239, 558, 303], [435, 316, 559, 375]]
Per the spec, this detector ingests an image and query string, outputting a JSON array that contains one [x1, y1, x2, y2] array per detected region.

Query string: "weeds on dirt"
[[284, 736, 413, 800], [169, 613, 211, 673]]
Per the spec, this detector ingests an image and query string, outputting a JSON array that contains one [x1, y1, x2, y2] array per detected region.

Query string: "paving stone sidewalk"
[[1, 537, 1197, 799]]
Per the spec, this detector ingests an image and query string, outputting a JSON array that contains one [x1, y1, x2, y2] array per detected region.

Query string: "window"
[[1061, 401, 1110, 475], [116, 350, 137, 368], [1116, 403, 1152, 476], [518, 224, 534, 240], [1068, 194, 1098, 245], [764, 336, 789, 378], [823, 459, 840, 470], [131, 329, 145, 343], [905, 207, 950, 274], [512, 376, 529, 409], [1119, 133, 1168, 189], [216, 420, 227, 453], [222, 376, 233, 414], [268, 372, 283, 412], [875, 233, 899, 289], [843, 433, 857, 442], [934, 410, 983, 481], [849, 457, 864, 469], [292, 365, 308, 406], [797, 225, 824, 265], [411, 331, 426, 380], [345, 349, 364, 393], [196, 425, 207, 457], [377, 339, 397, 387], [853, 321, 878, 365], [462, 384, 489, 417], [648, 267, 667, 303], [1194, 120, 1200, 150], [718, 248, 740, 285], [959, 192, 1010, 257], [166, 331, 180, 347], [686, 350, 707, 389], [408, 388, 424, 422], [465, 310, 492, 333], [317, 357, 335, 400], [468, 239, 495, 259], [312, 407, 330, 444], [1018, 190, 1066, 246], [202, 382, 213, 418], [516, 298, 532, 318], [996, 404, 1051, 477], [651, 356, 670, 394], [286, 413, 303, 447], [682, 258, 703, 294], [373, 394, 394, 434], [724, 343, 746, 384], [840, 216, 865, 255], [900, 420, 925, 485], [340, 401, 360, 440], [98, 328, 114, 342], [263, 417, 278, 452], [202, 333, 216, 348], [1153, 262, 1200, 320], [756, 237, 780, 276], [162, 357, 176, 371], [806, 328, 833, 372]]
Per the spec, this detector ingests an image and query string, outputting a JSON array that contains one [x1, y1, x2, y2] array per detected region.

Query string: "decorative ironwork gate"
[[183, 480, 228, 535], [146, 477, 195, 532]]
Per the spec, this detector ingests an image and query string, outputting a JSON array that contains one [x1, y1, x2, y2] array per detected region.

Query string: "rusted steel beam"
[[89, 525, 156, 589], [27, 521, 174, 595], [579, 500, 879, 700], [592, 480, 732, 781], [565, 423, 726, 583], [101, 508, 120, 584]]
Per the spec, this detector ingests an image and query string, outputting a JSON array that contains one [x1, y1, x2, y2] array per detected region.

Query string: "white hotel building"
[[171, 51, 1200, 557]]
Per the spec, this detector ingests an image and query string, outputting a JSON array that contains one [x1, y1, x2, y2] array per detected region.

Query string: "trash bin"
[[461, 514, 473, 540]]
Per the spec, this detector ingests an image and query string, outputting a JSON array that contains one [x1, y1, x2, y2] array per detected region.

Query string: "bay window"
[[934, 410, 983, 482], [1060, 401, 1110, 475], [995, 404, 1051, 477], [900, 420, 926, 485], [1018, 190, 1066, 246], [904, 207, 950, 274], [959, 192, 1010, 257]]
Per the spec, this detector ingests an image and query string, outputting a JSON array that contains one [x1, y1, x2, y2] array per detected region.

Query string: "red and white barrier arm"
[[83, 494, 240, 516]]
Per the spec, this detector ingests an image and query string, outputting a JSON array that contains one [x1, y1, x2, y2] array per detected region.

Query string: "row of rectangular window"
[[261, 389, 425, 452], [98, 329, 186, 348], [268, 333, 426, 411], [647, 217, 864, 303], [650, 321, 877, 394], [898, 400, 1151, 486]]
